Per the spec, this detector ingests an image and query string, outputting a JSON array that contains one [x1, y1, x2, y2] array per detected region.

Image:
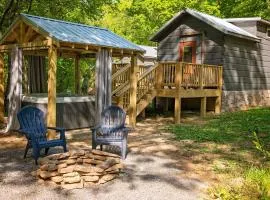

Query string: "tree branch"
[[0, 0, 15, 33]]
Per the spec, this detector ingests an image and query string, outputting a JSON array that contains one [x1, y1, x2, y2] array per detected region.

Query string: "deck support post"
[[75, 55, 80, 94], [47, 42, 57, 139], [200, 97, 206, 117], [164, 98, 169, 112], [0, 53, 4, 123], [141, 109, 146, 118], [215, 95, 221, 114], [174, 96, 181, 124], [129, 54, 138, 127]]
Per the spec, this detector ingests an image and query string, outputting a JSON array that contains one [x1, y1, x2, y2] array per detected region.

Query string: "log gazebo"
[[0, 14, 144, 137]]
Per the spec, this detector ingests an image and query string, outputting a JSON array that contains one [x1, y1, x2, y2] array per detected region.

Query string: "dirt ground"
[[0, 116, 210, 200]]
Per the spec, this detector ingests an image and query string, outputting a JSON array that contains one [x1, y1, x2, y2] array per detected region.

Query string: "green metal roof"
[[18, 13, 144, 52]]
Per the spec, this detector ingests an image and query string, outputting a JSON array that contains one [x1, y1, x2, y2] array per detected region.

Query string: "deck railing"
[[157, 62, 222, 89]]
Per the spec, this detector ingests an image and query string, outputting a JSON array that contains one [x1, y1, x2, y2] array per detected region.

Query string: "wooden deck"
[[112, 62, 223, 124]]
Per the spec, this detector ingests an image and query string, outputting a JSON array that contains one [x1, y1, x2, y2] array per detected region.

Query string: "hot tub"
[[22, 93, 95, 129]]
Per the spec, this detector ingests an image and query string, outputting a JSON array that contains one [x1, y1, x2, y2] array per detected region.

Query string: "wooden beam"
[[156, 88, 221, 98], [23, 27, 33, 43], [20, 22, 25, 44], [129, 54, 138, 127], [47, 44, 57, 139], [0, 40, 49, 52], [22, 56, 28, 94], [74, 55, 80, 94], [174, 96, 181, 124], [200, 97, 206, 117], [0, 53, 4, 123]]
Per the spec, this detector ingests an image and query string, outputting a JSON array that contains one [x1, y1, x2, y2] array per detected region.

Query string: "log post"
[[174, 96, 181, 124], [129, 54, 138, 127], [0, 53, 4, 123], [47, 43, 57, 139], [200, 97, 206, 117], [74, 55, 80, 94]]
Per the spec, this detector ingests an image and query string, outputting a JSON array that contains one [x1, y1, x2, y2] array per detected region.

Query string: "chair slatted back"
[[101, 106, 126, 130], [17, 106, 47, 141]]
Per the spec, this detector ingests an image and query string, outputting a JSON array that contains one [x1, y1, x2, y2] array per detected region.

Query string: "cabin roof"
[[0, 13, 144, 52], [150, 8, 260, 42], [138, 45, 157, 58], [225, 17, 270, 26]]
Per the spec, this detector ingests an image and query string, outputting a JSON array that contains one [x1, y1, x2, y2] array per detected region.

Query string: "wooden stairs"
[[112, 63, 158, 118]]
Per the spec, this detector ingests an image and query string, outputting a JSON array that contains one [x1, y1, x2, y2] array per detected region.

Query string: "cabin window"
[[179, 41, 196, 63], [183, 46, 193, 63]]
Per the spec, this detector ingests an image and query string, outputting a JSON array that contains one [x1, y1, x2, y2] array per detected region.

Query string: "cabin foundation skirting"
[[222, 90, 270, 112]]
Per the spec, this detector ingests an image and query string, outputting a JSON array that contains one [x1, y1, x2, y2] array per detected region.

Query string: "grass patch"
[[168, 108, 270, 199], [169, 108, 270, 145]]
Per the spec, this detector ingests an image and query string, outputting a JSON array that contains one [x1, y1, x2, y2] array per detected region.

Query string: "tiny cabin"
[[150, 8, 270, 112]]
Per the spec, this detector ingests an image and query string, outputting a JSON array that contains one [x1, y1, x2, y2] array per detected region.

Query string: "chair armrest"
[[91, 125, 101, 132], [47, 127, 65, 132], [18, 129, 29, 135], [47, 127, 66, 140]]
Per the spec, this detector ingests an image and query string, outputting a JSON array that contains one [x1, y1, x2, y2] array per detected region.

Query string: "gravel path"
[[0, 118, 207, 200]]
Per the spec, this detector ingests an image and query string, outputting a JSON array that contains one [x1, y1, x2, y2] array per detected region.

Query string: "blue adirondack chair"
[[91, 105, 129, 159], [17, 106, 67, 164]]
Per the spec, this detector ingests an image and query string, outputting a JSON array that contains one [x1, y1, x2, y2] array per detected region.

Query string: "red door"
[[179, 41, 196, 63]]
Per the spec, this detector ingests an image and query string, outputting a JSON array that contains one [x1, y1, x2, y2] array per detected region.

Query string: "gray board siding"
[[157, 14, 224, 66], [223, 36, 268, 91], [222, 20, 270, 91], [229, 21, 257, 36]]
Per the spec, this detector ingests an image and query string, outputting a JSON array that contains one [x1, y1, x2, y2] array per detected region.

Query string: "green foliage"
[[0, 0, 115, 36], [56, 58, 95, 94], [96, 0, 221, 45], [56, 58, 75, 94], [219, 0, 270, 19], [210, 167, 270, 200], [245, 167, 270, 199], [253, 131, 270, 159]]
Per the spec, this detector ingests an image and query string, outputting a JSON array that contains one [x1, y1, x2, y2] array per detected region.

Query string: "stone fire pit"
[[32, 149, 124, 189]]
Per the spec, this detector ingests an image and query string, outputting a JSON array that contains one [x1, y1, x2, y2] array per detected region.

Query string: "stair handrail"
[[136, 63, 158, 101], [112, 64, 130, 80], [112, 64, 131, 95], [138, 63, 158, 82]]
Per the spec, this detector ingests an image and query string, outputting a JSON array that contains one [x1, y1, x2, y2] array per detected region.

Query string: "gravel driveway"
[[0, 118, 207, 200]]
